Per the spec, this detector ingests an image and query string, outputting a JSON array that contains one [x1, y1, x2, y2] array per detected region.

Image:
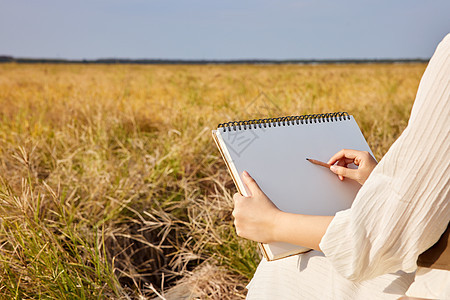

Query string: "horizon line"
[[0, 55, 430, 65]]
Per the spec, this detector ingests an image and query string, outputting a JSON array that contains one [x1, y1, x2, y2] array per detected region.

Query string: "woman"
[[233, 34, 449, 299]]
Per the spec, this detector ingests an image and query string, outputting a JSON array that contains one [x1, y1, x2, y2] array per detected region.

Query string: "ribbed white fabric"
[[246, 34, 449, 299]]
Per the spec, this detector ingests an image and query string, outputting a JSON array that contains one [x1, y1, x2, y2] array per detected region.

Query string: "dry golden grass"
[[0, 63, 425, 299]]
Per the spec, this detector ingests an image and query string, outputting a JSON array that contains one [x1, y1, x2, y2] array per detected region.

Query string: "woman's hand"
[[327, 149, 378, 185], [232, 171, 334, 250], [232, 171, 282, 244]]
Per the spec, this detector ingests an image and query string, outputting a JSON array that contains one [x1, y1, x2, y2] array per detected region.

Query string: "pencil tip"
[[306, 158, 310, 161]]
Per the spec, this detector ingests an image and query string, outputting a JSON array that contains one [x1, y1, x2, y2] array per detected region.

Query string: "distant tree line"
[[0, 55, 429, 65]]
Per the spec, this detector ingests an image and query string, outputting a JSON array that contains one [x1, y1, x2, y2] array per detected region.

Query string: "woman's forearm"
[[272, 211, 333, 251]]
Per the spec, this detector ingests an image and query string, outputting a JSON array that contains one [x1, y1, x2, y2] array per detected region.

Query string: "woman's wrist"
[[268, 210, 287, 243]]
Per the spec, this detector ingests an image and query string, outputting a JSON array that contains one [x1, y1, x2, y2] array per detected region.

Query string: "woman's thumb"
[[242, 171, 261, 195], [330, 165, 358, 181]]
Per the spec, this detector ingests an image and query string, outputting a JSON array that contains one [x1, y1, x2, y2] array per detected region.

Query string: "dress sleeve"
[[319, 34, 450, 282]]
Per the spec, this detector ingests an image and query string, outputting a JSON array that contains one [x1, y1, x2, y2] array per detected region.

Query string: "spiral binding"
[[218, 112, 350, 132]]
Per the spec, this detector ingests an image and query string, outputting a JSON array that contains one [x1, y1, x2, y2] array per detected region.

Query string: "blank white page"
[[216, 116, 373, 259]]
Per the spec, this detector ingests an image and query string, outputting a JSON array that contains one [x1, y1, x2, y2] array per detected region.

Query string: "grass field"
[[0, 63, 425, 299]]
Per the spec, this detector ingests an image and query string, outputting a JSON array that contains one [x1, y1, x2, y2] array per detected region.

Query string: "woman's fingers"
[[327, 149, 360, 165], [328, 149, 378, 185]]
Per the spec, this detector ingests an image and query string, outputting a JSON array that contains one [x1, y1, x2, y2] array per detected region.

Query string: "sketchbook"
[[212, 112, 373, 261]]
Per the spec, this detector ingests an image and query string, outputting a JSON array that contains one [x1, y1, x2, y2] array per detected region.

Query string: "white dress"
[[246, 34, 450, 299]]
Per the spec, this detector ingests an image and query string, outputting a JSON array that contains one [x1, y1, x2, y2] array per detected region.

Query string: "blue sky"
[[0, 0, 449, 60]]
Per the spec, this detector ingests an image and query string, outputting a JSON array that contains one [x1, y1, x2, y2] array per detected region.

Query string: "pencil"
[[306, 158, 332, 168]]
